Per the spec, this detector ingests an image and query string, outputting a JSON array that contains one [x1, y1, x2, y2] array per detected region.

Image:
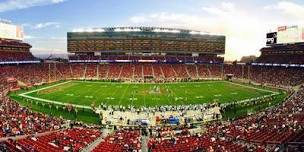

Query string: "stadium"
[[1, 5, 304, 152]]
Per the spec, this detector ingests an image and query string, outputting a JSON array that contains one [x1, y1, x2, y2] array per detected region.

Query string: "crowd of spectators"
[[148, 85, 304, 151], [0, 127, 101, 152], [0, 95, 63, 138], [256, 44, 304, 64], [0, 39, 37, 62], [69, 54, 224, 64], [0, 62, 303, 87], [0, 61, 303, 151], [93, 129, 141, 152]]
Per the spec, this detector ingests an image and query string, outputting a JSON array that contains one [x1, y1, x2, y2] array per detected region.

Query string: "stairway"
[[195, 64, 199, 78], [185, 65, 191, 78], [207, 65, 212, 77], [83, 64, 87, 79], [80, 128, 113, 152], [140, 130, 149, 152], [96, 64, 99, 80]]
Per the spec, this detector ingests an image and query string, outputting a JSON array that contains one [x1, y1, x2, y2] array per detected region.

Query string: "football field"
[[18, 80, 277, 108]]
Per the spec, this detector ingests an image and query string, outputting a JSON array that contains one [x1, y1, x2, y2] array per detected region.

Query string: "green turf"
[[222, 91, 287, 120], [10, 80, 288, 124], [9, 94, 101, 125], [22, 80, 274, 107]]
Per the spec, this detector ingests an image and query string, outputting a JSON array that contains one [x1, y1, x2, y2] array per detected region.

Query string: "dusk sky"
[[1, 0, 304, 60]]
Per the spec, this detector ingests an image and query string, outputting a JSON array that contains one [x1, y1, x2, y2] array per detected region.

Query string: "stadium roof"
[[71, 27, 223, 36]]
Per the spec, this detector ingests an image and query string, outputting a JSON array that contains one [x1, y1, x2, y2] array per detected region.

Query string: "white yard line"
[[225, 81, 278, 94], [19, 94, 92, 109], [20, 81, 72, 96], [19, 80, 92, 109]]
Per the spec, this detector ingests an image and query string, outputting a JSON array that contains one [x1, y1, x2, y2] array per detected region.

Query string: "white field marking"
[[18, 81, 92, 109], [85, 96, 94, 99], [118, 84, 130, 105], [195, 96, 204, 99], [220, 82, 280, 106], [214, 94, 222, 97], [175, 97, 184, 101], [231, 92, 238, 95], [66, 93, 74, 96], [105, 97, 115, 100], [19, 94, 91, 109], [20, 81, 72, 96], [225, 81, 278, 94], [220, 93, 280, 107], [129, 97, 137, 101]]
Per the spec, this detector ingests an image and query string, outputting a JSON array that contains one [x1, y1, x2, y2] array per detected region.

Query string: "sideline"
[[224, 81, 279, 94], [19, 80, 92, 109], [20, 81, 72, 96]]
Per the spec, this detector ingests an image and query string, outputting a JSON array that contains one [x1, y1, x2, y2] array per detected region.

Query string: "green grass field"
[[9, 80, 287, 124], [20, 80, 275, 107]]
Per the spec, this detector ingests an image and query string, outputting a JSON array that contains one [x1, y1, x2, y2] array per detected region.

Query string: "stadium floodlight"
[[132, 28, 141, 32], [170, 30, 180, 33], [73, 28, 98, 33], [153, 29, 162, 33], [163, 29, 170, 33], [199, 31, 209, 35], [124, 28, 132, 32], [189, 31, 200, 35], [208, 32, 222, 36], [114, 28, 123, 32]]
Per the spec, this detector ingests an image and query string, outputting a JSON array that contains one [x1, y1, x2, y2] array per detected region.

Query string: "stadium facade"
[[254, 25, 304, 66], [68, 27, 225, 64]]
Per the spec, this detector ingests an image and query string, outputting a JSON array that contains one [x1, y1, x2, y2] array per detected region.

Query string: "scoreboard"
[[266, 32, 277, 45], [0, 22, 24, 40], [267, 25, 304, 46]]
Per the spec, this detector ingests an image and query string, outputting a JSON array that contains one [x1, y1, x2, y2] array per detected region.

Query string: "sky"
[[0, 0, 304, 61]]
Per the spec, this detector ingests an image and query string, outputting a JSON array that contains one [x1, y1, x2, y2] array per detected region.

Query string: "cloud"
[[24, 35, 38, 40], [128, 3, 266, 61], [33, 22, 61, 29], [24, 35, 66, 41], [24, 36, 67, 56], [264, 1, 304, 19], [31, 47, 66, 54], [127, 1, 304, 61], [50, 36, 66, 40], [202, 2, 235, 15], [23, 22, 61, 29], [0, 0, 67, 12]]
